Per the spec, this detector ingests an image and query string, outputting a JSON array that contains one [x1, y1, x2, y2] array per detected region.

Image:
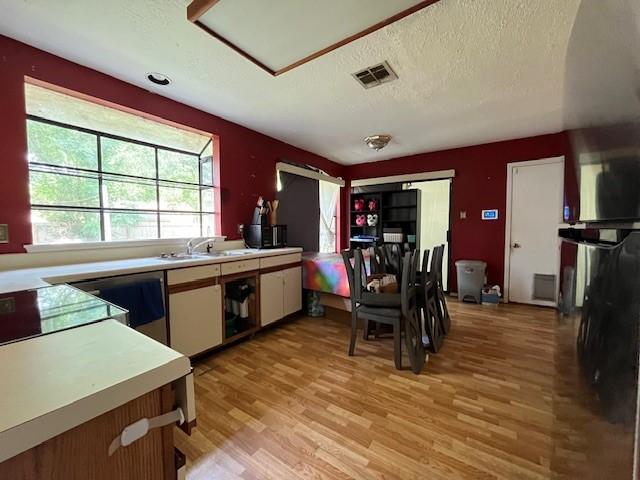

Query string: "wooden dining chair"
[[342, 249, 421, 371], [426, 245, 448, 335], [401, 250, 426, 373], [420, 249, 445, 353], [433, 245, 451, 334], [342, 250, 397, 334]]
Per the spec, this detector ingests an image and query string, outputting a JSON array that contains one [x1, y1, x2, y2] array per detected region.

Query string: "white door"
[[413, 179, 451, 289], [507, 158, 564, 305], [260, 271, 284, 326]]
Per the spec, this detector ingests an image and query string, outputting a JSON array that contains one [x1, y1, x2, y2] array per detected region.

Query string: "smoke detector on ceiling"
[[364, 135, 392, 151], [352, 61, 398, 89]]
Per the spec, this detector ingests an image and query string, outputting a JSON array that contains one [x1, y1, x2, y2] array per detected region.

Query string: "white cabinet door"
[[283, 266, 302, 317], [169, 284, 222, 356], [260, 271, 284, 327]]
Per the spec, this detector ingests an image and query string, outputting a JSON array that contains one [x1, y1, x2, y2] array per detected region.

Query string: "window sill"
[[24, 236, 226, 254]]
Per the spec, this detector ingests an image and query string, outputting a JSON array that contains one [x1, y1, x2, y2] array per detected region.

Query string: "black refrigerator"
[[557, 0, 640, 476], [558, 227, 640, 475]]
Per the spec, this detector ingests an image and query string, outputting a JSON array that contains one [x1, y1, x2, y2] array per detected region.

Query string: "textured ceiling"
[[0, 0, 585, 164]]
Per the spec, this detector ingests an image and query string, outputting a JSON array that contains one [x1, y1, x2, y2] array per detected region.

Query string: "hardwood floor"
[[175, 300, 634, 479]]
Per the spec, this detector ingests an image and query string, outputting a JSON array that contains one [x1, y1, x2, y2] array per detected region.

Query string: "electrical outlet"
[[0, 298, 15, 315], [237, 224, 244, 236], [0, 224, 7, 243], [459, 211, 467, 219]]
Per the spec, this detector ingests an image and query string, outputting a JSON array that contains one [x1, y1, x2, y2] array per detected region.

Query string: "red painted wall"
[[345, 133, 571, 291], [0, 34, 570, 285], [0, 35, 346, 253]]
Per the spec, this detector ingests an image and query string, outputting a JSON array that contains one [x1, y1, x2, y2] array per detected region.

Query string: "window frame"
[[27, 114, 217, 244]]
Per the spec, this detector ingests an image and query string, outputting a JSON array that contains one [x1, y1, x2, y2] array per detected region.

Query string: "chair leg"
[[393, 321, 402, 370], [404, 310, 426, 374], [362, 318, 370, 340], [348, 312, 357, 356], [425, 296, 443, 353], [438, 286, 451, 333], [431, 284, 448, 335]]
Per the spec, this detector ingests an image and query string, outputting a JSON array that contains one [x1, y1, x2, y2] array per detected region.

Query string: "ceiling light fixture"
[[364, 134, 392, 151], [146, 73, 171, 86]]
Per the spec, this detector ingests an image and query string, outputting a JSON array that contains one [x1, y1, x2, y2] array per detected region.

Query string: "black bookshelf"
[[349, 189, 420, 249]]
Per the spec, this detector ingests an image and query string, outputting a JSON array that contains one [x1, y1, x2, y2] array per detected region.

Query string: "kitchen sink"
[[201, 250, 250, 257], [157, 253, 207, 261], [158, 249, 258, 260]]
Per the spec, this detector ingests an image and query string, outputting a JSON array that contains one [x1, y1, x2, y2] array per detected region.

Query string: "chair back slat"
[[411, 249, 419, 287], [368, 246, 385, 274], [353, 249, 367, 301], [421, 249, 431, 283], [436, 244, 445, 284], [383, 243, 403, 277], [429, 245, 441, 282], [377, 245, 387, 273], [401, 250, 418, 318], [341, 250, 358, 309]]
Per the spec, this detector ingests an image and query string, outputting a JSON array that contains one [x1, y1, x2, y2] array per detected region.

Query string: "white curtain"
[[319, 180, 339, 253]]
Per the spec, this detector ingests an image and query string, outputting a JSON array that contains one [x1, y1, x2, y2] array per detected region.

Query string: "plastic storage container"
[[306, 290, 325, 317], [455, 260, 487, 304]]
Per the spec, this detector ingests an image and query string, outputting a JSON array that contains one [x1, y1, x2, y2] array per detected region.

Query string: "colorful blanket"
[[302, 252, 370, 298]]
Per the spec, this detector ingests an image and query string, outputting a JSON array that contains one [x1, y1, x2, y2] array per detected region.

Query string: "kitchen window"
[[25, 83, 217, 245]]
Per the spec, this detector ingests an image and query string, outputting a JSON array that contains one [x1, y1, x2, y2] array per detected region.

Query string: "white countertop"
[[0, 246, 302, 461], [0, 320, 191, 462], [0, 247, 303, 294]]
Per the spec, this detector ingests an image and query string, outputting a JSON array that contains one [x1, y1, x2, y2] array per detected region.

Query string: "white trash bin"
[[455, 260, 487, 304]]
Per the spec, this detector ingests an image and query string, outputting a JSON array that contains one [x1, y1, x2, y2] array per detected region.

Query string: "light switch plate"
[[0, 224, 7, 243], [0, 298, 15, 315]]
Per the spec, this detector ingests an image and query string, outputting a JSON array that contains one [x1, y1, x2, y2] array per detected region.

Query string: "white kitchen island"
[[0, 319, 194, 478]]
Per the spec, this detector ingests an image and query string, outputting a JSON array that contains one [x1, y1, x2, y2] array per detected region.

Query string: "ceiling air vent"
[[352, 61, 398, 89]]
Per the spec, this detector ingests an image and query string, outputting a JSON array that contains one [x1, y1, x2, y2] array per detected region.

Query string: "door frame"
[[503, 156, 564, 305], [407, 178, 453, 292]]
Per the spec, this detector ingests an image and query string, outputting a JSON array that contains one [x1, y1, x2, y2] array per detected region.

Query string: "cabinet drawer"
[[259, 253, 302, 269], [221, 259, 260, 276], [167, 264, 220, 285]]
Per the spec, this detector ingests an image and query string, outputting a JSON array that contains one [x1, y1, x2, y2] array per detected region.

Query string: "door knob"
[[512, 242, 521, 248]]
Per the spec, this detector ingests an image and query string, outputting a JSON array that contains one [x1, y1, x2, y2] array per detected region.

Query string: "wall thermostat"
[[481, 209, 498, 220]]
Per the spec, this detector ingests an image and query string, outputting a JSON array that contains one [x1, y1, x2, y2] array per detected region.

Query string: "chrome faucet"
[[186, 237, 216, 255]]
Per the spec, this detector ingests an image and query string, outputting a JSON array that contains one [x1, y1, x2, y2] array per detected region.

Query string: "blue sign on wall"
[[481, 209, 499, 220]]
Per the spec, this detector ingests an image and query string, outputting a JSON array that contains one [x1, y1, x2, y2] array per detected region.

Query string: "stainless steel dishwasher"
[[72, 271, 167, 345]]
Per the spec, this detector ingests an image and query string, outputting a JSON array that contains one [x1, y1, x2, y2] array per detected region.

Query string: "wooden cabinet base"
[[0, 386, 176, 480]]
